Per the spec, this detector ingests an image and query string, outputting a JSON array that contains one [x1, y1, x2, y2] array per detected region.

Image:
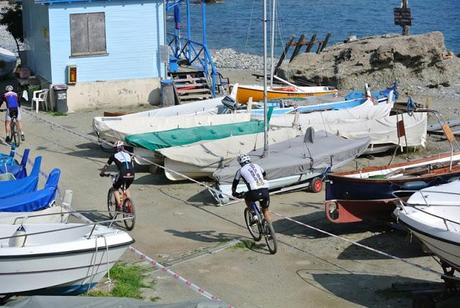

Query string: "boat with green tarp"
[[125, 108, 273, 152]]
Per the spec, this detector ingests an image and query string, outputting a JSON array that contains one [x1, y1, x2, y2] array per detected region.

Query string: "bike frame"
[[250, 201, 264, 221]]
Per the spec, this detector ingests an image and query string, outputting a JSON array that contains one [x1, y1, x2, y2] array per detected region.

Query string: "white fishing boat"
[[395, 180, 460, 274], [0, 221, 133, 295]]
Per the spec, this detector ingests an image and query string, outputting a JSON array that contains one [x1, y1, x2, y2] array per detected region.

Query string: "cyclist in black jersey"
[[100, 140, 135, 207]]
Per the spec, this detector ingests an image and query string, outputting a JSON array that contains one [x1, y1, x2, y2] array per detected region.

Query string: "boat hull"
[[325, 152, 460, 223], [0, 224, 133, 295], [405, 226, 460, 272], [396, 201, 460, 273], [325, 199, 398, 223], [236, 85, 337, 103]]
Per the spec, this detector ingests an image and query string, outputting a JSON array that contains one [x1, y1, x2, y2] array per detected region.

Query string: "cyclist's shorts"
[[5, 108, 20, 121], [113, 171, 134, 190], [245, 188, 270, 209]]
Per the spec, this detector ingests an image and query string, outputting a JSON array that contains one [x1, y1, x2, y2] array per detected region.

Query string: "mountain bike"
[[102, 172, 135, 230], [0, 109, 20, 147], [242, 195, 277, 254]]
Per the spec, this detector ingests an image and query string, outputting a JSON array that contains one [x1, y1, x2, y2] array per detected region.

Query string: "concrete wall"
[[49, 78, 161, 112], [22, 0, 52, 81], [48, 0, 165, 84]]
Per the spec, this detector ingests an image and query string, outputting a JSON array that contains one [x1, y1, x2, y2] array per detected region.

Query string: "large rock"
[[278, 32, 460, 92]]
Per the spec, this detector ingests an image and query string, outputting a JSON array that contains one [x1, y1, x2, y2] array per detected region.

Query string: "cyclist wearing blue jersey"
[[1, 85, 25, 143], [100, 140, 135, 207]]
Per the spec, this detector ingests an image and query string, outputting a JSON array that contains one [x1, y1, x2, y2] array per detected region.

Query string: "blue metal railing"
[[166, 0, 219, 97], [167, 34, 217, 96]]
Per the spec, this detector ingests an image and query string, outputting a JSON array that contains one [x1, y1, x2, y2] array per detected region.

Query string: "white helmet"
[[237, 154, 251, 166], [5, 85, 13, 92], [114, 140, 124, 151]]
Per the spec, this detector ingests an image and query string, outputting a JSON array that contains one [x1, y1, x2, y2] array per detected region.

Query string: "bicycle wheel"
[[107, 188, 117, 219], [262, 220, 277, 254], [122, 197, 135, 230], [11, 122, 19, 147], [244, 208, 262, 241]]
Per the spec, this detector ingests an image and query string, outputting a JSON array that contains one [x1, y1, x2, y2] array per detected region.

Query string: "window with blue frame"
[[70, 12, 107, 56]]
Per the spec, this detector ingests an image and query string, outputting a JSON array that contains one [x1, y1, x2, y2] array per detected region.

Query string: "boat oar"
[[273, 75, 307, 93]]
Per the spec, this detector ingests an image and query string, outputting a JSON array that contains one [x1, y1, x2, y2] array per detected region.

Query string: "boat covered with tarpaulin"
[[0, 156, 41, 199], [126, 109, 273, 152], [0, 168, 60, 213], [93, 85, 240, 144], [159, 126, 302, 180], [211, 129, 370, 204]]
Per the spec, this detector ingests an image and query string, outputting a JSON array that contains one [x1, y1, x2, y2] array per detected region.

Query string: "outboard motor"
[[221, 96, 239, 112]]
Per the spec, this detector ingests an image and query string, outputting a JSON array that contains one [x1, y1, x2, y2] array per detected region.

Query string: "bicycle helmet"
[[5, 85, 13, 92], [114, 140, 124, 151], [237, 154, 251, 166]]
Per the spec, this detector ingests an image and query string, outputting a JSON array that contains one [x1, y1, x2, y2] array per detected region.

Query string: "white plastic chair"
[[31, 89, 49, 113]]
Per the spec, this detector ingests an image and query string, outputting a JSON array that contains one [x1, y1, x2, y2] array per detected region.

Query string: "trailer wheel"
[[310, 177, 323, 193]]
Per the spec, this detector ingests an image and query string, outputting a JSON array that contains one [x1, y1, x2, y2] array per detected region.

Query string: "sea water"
[[173, 0, 460, 55]]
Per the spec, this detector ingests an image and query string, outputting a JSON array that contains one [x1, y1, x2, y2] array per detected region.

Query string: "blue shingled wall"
[[46, 0, 164, 83]]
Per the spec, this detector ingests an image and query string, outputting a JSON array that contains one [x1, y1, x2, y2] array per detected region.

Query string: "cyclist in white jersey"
[[232, 154, 271, 222], [100, 140, 135, 207]]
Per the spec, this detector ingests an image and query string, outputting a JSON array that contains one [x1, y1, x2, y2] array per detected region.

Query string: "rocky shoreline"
[[213, 39, 460, 120]]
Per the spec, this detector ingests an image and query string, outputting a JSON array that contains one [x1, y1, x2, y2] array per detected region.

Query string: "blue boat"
[[250, 83, 398, 116], [0, 147, 30, 179], [0, 156, 41, 199], [0, 168, 60, 212]]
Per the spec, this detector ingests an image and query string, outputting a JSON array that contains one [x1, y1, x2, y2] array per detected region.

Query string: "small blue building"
[[21, 0, 165, 111]]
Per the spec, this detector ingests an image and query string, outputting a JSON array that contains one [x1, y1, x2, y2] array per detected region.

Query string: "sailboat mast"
[[270, 0, 276, 87], [263, 0, 268, 155]]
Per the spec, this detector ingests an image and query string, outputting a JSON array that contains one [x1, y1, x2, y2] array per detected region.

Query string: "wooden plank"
[[274, 36, 294, 75], [318, 33, 331, 53], [176, 88, 212, 94], [174, 83, 208, 89], [289, 34, 305, 63], [305, 34, 317, 53], [443, 124, 456, 143]]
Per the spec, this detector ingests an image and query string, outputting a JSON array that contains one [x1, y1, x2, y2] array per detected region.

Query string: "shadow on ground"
[[164, 229, 238, 243], [65, 142, 108, 159], [272, 207, 391, 239], [299, 270, 441, 307], [337, 230, 429, 260]]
